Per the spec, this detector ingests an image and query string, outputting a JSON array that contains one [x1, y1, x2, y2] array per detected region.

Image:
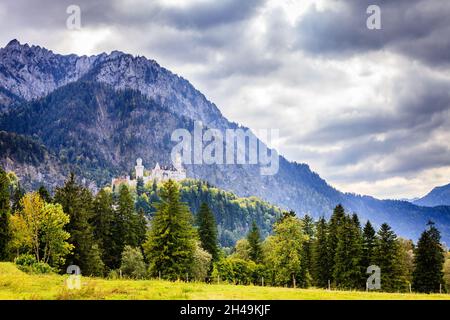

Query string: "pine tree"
[[11, 182, 25, 213], [412, 221, 445, 293], [361, 221, 376, 269], [333, 214, 363, 289], [196, 202, 220, 261], [327, 204, 346, 281], [37, 185, 52, 203], [136, 177, 145, 197], [54, 173, 104, 275], [247, 220, 263, 263], [143, 180, 196, 280], [373, 223, 402, 292], [0, 167, 11, 260], [92, 188, 116, 269], [299, 214, 314, 287], [117, 184, 139, 247], [312, 217, 330, 287]]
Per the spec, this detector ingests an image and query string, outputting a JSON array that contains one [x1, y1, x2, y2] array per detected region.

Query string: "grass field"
[[0, 263, 449, 300]]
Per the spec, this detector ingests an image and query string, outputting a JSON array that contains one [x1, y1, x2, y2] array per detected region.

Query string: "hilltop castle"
[[111, 156, 186, 190]]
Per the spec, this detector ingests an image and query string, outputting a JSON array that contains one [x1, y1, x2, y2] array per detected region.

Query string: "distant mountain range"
[[1, 39, 450, 244], [413, 184, 450, 207]]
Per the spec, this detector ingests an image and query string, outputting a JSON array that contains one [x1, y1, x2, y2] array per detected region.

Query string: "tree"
[[265, 215, 305, 287], [9, 192, 72, 267], [412, 221, 445, 293], [0, 167, 11, 260], [247, 220, 263, 263], [54, 173, 103, 276], [37, 185, 52, 203], [312, 217, 330, 288], [299, 214, 314, 287], [191, 242, 212, 281], [143, 180, 196, 280], [361, 221, 376, 269], [333, 214, 363, 289], [327, 204, 346, 281], [92, 188, 116, 269], [397, 238, 414, 288], [120, 245, 147, 279], [232, 239, 251, 260], [117, 184, 146, 248], [373, 223, 402, 292], [196, 202, 219, 261], [136, 177, 145, 197]]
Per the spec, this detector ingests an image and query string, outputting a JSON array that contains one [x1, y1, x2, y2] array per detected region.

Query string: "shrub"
[[14, 254, 37, 267], [120, 246, 147, 279], [15, 254, 53, 274]]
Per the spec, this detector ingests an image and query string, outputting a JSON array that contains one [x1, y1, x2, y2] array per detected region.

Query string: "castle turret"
[[135, 158, 144, 179]]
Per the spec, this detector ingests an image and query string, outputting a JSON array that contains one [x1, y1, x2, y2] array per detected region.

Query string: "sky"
[[1, 0, 449, 200]]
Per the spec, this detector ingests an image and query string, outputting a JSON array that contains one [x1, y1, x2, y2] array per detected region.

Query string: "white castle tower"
[[135, 158, 144, 179]]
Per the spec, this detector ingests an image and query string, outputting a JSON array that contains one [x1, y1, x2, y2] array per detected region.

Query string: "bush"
[[212, 257, 260, 285], [120, 246, 147, 279], [15, 254, 53, 274], [14, 254, 37, 267]]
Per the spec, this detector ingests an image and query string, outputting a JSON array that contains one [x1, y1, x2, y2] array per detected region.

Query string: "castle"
[[111, 156, 186, 190]]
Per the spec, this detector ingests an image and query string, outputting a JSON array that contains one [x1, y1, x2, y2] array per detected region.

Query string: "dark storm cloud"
[[296, 0, 450, 66], [298, 74, 450, 145]]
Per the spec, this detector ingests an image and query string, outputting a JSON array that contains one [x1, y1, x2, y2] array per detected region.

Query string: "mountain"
[[414, 184, 450, 207], [1, 39, 450, 244]]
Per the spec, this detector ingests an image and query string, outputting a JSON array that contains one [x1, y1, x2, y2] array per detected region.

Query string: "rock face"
[[1, 39, 450, 243]]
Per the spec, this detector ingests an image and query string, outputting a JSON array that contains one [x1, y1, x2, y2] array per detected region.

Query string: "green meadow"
[[0, 263, 449, 300]]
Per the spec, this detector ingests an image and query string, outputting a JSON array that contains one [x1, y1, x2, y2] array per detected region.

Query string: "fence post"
[[293, 275, 296, 288], [328, 280, 331, 291], [159, 271, 161, 281], [262, 277, 264, 287]]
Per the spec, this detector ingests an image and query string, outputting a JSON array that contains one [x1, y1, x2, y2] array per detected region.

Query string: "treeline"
[[134, 178, 281, 247], [0, 166, 449, 293]]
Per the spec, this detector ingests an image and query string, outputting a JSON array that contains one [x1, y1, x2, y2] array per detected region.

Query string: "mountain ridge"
[[1, 39, 450, 244], [414, 183, 450, 207]]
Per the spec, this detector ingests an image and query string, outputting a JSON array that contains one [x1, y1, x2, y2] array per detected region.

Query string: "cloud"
[[296, 0, 450, 67], [1, 0, 450, 199]]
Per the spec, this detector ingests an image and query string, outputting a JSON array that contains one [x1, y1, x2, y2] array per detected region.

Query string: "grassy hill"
[[0, 263, 449, 300]]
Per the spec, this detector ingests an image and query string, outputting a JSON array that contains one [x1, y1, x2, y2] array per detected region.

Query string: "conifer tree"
[[361, 221, 376, 269], [327, 204, 346, 280], [11, 182, 25, 213], [143, 180, 196, 280], [333, 214, 363, 289], [299, 214, 314, 287], [38, 185, 52, 203], [247, 220, 263, 263], [197, 202, 220, 261], [312, 217, 330, 287], [92, 188, 116, 269], [0, 167, 11, 260], [373, 223, 402, 292], [117, 184, 139, 247], [136, 177, 145, 196], [412, 221, 445, 293], [54, 173, 104, 276]]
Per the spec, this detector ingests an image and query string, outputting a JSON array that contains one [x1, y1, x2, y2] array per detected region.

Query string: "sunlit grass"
[[0, 263, 448, 300]]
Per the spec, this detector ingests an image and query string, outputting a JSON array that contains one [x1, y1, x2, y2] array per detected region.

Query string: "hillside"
[[414, 184, 450, 207], [1, 39, 450, 243]]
